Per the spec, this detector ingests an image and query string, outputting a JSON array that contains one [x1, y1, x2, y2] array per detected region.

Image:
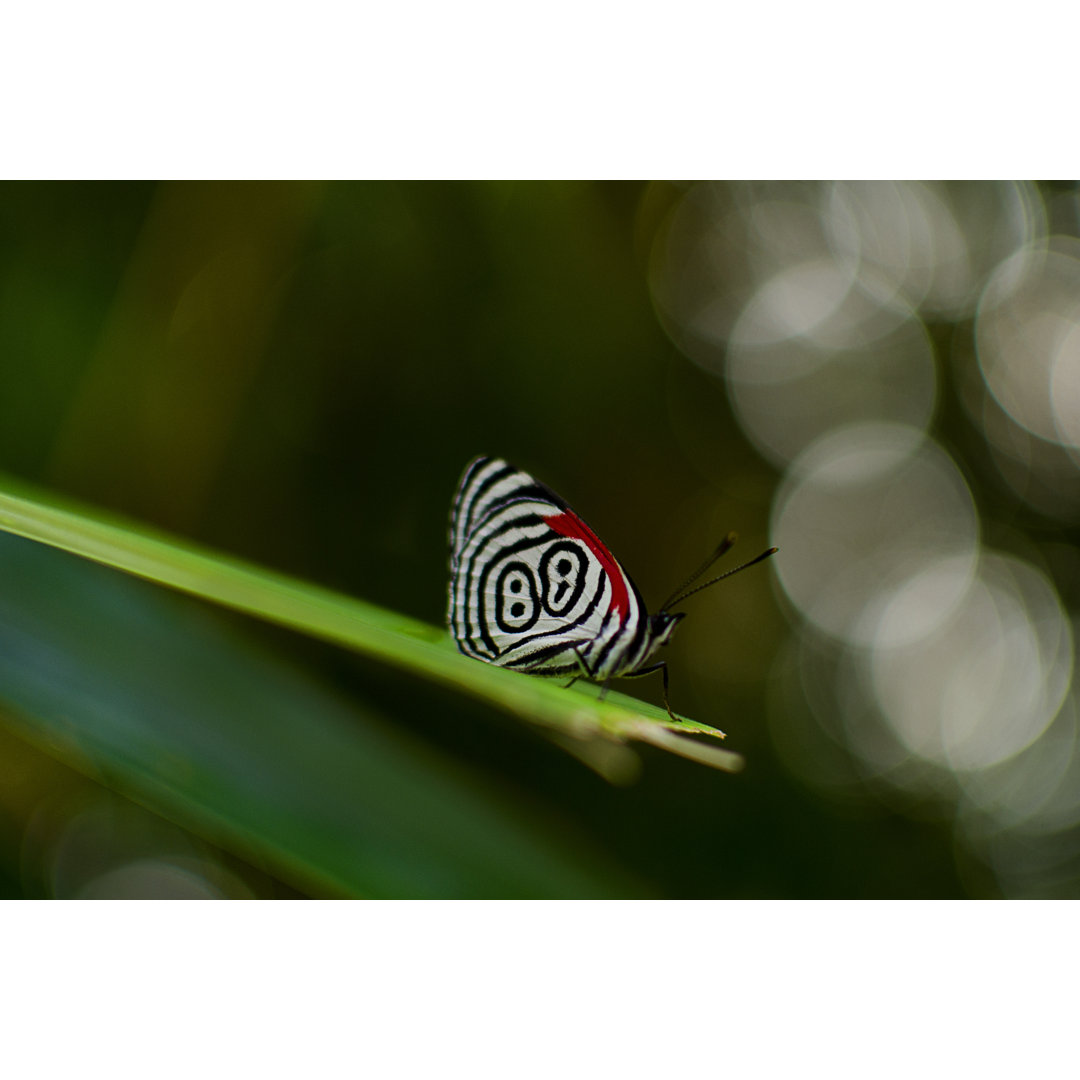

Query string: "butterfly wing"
[[448, 457, 651, 679]]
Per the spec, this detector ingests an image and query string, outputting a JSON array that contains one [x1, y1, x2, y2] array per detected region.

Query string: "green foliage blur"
[[0, 182, 972, 898]]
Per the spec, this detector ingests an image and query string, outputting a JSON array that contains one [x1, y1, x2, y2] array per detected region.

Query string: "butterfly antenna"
[[659, 533, 737, 611], [663, 538, 778, 610]]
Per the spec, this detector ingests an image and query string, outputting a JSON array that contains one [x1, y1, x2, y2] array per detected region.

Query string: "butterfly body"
[[448, 456, 775, 717]]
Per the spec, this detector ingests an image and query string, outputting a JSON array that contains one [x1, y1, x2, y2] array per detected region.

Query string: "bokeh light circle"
[[824, 181, 1046, 320], [958, 696, 1080, 835], [726, 307, 936, 468], [771, 423, 979, 645], [975, 236, 1080, 450], [650, 181, 1047, 372], [869, 554, 1073, 772]]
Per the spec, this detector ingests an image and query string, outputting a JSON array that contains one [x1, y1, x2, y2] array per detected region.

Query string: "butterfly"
[[448, 456, 777, 719]]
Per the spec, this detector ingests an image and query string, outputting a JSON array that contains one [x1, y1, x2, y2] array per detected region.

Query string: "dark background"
[[1, 180, 1076, 898]]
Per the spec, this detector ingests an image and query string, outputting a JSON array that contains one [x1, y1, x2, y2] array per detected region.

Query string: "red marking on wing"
[[543, 511, 630, 622]]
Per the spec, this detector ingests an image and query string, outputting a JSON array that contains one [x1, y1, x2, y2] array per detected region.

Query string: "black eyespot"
[[494, 561, 540, 635], [539, 541, 588, 617]]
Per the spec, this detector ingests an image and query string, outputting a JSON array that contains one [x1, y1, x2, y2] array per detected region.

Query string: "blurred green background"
[[1, 180, 1077, 898]]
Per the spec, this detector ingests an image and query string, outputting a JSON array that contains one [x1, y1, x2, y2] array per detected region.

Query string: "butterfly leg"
[[624, 661, 678, 721], [563, 646, 593, 690]]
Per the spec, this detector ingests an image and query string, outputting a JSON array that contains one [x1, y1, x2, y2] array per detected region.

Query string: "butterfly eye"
[[494, 561, 539, 633]]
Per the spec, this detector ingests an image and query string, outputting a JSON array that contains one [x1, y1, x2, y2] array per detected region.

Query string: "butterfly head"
[[649, 610, 686, 648]]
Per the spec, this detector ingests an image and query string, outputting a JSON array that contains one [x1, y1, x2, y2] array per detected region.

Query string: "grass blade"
[[0, 475, 741, 770]]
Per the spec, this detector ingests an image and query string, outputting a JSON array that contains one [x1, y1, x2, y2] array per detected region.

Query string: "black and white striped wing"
[[448, 457, 651, 680]]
